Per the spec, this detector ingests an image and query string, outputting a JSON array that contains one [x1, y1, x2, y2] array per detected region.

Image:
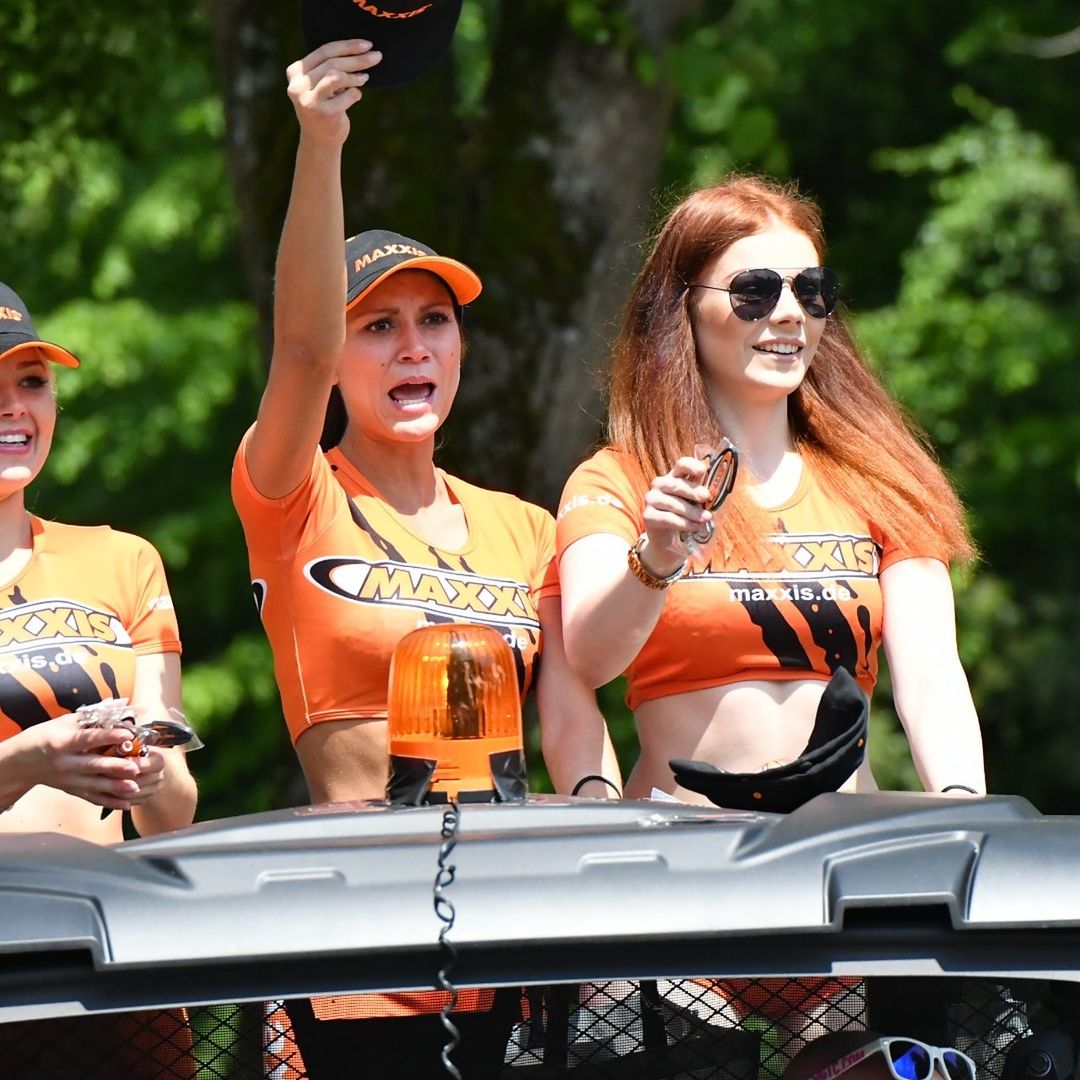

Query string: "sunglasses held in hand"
[[685, 440, 739, 550], [77, 699, 204, 819], [77, 700, 203, 756], [808, 1037, 977, 1080], [691, 266, 841, 321]]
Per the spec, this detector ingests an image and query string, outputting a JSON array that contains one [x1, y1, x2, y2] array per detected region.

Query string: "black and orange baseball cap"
[[0, 283, 80, 368], [301, 0, 464, 89], [345, 229, 482, 309]]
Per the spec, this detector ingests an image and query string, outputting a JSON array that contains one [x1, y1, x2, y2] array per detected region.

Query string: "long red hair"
[[607, 176, 974, 566]]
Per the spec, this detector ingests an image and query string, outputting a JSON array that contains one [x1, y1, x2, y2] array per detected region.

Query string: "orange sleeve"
[[533, 509, 559, 602], [230, 426, 337, 562], [127, 535, 182, 656], [872, 519, 950, 573], [555, 448, 645, 559]]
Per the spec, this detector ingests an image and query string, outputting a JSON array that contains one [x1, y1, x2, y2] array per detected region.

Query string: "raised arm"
[[880, 558, 986, 795], [244, 40, 382, 499], [560, 456, 713, 688]]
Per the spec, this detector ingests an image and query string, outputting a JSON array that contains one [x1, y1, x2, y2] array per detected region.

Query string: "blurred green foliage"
[[2, 0, 1078, 818]]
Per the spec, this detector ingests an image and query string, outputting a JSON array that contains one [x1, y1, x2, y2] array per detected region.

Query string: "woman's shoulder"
[[572, 444, 628, 470], [558, 444, 644, 506], [33, 518, 162, 562]]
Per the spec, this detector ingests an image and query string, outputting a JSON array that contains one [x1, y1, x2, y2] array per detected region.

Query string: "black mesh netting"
[[0, 978, 1070, 1079]]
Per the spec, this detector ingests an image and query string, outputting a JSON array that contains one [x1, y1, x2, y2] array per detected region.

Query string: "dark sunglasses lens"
[[727, 269, 782, 321], [793, 266, 840, 318], [890, 1042, 932, 1080], [942, 1053, 974, 1080]]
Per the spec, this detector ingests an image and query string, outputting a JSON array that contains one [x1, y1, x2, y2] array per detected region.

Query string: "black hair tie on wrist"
[[941, 784, 978, 795], [571, 774, 623, 797]]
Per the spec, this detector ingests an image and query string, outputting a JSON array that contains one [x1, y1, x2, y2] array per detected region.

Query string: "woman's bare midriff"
[[0, 786, 127, 843], [627, 677, 878, 803], [295, 717, 390, 803]]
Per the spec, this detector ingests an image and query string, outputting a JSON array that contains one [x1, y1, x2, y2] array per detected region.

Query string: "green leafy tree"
[[0, 3, 290, 818], [2, 0, 1078, 816]]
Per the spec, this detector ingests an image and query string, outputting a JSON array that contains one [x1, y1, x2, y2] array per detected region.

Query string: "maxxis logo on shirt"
[[303, 557, 540, 629], [0, 599, 132, 653], [695, 531, 881, 585]]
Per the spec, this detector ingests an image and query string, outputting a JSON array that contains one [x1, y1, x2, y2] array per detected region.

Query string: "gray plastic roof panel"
[[1, 790, 1078, 1017]]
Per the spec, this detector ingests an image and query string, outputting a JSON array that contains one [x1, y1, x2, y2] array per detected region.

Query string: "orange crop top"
[[556, 448, 944, 710], [231, 430, 556, 744], [0, 518, 181, 739]]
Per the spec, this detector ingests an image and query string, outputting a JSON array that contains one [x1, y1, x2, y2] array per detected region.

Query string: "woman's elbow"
[[561, 633, 619, 689]]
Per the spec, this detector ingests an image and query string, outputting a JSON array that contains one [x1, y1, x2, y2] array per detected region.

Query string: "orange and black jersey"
[[0, 518, 181, 739], [231, 429, 556, 744], [556, 448, 947, 710]]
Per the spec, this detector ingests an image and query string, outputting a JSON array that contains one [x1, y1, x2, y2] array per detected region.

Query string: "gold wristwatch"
[[627, 535, 687, 590]]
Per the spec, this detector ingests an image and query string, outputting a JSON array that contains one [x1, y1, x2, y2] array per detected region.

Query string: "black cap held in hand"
[[669, 667, 868, 814], [300, 0, 464, 89]]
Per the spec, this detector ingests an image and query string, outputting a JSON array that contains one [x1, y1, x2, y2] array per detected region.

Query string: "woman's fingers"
[[646, 473, 713, 528], [125, 751, 167, 805], [288, 39, 379, 79], [287, 41, 382, 101], [639, 455, 721, 566], [51, 757, 140, 808], [70, 724, 134, 755], [647, 488, 711, 523]]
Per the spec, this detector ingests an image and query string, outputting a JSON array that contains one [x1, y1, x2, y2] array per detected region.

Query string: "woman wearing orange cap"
[[230, 37, 619, 1080], [0, 283, 196, 843], [231, 38, 618, 809], [0, 283, 198, 1078]]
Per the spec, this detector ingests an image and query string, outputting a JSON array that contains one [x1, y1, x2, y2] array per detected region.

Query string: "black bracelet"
[[571, 774, 623, 798], [941, 784, 978, 795]]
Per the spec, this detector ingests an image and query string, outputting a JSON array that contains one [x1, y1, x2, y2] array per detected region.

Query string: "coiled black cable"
[[434, 802, 463, 1079]]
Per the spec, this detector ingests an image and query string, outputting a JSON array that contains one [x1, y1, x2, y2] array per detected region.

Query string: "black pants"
[[284, 991, 518, 1079]]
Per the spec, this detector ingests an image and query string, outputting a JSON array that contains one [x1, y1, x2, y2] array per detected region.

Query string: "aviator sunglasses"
[[690, 265, 841, 321], [808, 1037, 977, 1080]]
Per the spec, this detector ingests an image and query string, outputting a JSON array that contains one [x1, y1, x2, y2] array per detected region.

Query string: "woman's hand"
[[4, 715, 143, 812], [286, 39, 382, 146], [126, 747, 167, 806], [640, 455, 715, 575]]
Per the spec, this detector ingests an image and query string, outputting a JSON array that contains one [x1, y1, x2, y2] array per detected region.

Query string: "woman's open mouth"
[[388, 380, 435, 406], [0, 432, 31, 454]]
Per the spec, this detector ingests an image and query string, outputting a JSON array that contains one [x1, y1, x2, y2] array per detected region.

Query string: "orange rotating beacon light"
[[386, 623, 528, 806]]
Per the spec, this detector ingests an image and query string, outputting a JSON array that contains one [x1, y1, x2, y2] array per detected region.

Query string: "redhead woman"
[[556, 176, 985, 807], [0, 283, 196, 841], [230, 38, 618, 807]]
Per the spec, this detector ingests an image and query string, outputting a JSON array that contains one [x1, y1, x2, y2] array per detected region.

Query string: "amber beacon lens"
[[387, 624, 526, 803]]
